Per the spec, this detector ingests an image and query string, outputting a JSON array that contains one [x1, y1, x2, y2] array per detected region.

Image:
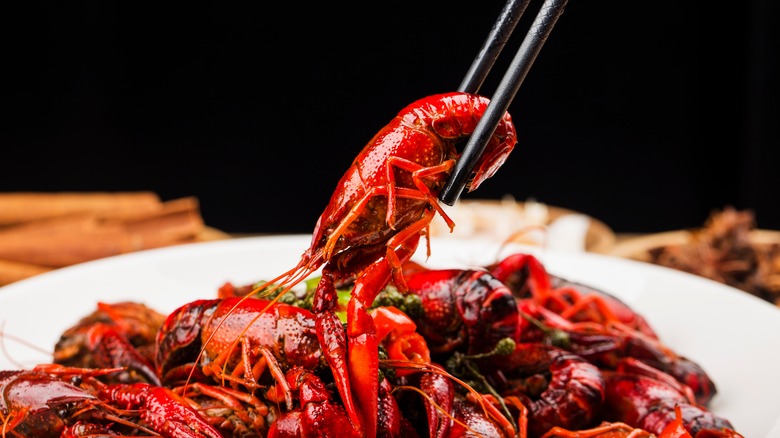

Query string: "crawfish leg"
[[314, 220, 425, 438], [384, 155, 456, 230], [314, 259, 389, 438], [382, 213, 427, 292], [347, 216, 429, 436], [314, 267, 365, 437]]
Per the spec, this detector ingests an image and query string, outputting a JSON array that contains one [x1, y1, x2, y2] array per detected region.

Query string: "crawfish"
[[399, 254, 650, 359], [486, 253, 657, 338], [513, 297, 718, 407], [0, 365, 115, 437], [487, 253, 718, 406], [53, 301, 165, 385], [156, 297, 323, 435], [0, 364, 220, 438], [400, 263, 604, 436], [540, 411, 738, 438], [158, 297, 419, 437], [157, 297, 324, 389], [402, 266, 521, 356], [601, 359, 741, 437], [212, 91, 516, 437], [479, 342, 606, 438]]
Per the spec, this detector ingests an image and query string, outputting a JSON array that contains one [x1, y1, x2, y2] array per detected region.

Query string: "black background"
[[3, 1, 778, 234]]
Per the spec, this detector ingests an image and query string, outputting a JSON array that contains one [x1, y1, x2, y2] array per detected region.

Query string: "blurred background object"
[[0, 192, 228, 285], [2, 1, 778, 236], [428, 197, 617, 253], [610, 207, 780, 306]]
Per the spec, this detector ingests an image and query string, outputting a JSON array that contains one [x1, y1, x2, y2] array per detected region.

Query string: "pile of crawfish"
[[1, 252, 741, 437], [0, 92, 745, 437]]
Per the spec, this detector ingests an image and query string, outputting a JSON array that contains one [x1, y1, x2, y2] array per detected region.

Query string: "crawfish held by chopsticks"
[[204, 91, 516, 437]]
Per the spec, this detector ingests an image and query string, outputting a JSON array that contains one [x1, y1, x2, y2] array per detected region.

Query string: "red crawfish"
[[399, 261, 603, 436], [485, 253, 658, 338], [380, 290, 605, 437], [397, 252, 655, 360], [52, 301, 166, 385], [601, 359, 742, 437], [481, 342, 606, 438], [370, 302, 519, 437], [401, 265, 521, 356], [157, 296, 420, 437], [211, 91, 517, 437], [487, 253, 718, 406], [391, 341, 605, 437], [156, 297, 328, 436], [538, 410, 733, 438], [0, 364, 221, 438]]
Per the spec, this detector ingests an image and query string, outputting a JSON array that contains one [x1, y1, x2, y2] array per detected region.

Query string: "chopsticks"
[[438, 0, 569, 206]]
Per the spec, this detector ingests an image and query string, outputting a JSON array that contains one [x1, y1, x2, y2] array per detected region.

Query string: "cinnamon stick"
[[0, 192, 163, 226], [0, 226, 142, 267], [0, 259, 53, 286], [2, 213, 103, 234], [120, 197, 205, 248], [0, 197, 207, 268]]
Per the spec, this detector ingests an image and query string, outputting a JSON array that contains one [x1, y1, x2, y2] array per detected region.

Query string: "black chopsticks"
[[438, 0, 569, 206]]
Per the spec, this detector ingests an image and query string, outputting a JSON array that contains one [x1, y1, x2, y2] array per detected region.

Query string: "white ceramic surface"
[[1, 235, 778, 437]]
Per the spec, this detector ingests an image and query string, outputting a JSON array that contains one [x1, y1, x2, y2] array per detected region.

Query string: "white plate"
[[1, 235, 779, 437]]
